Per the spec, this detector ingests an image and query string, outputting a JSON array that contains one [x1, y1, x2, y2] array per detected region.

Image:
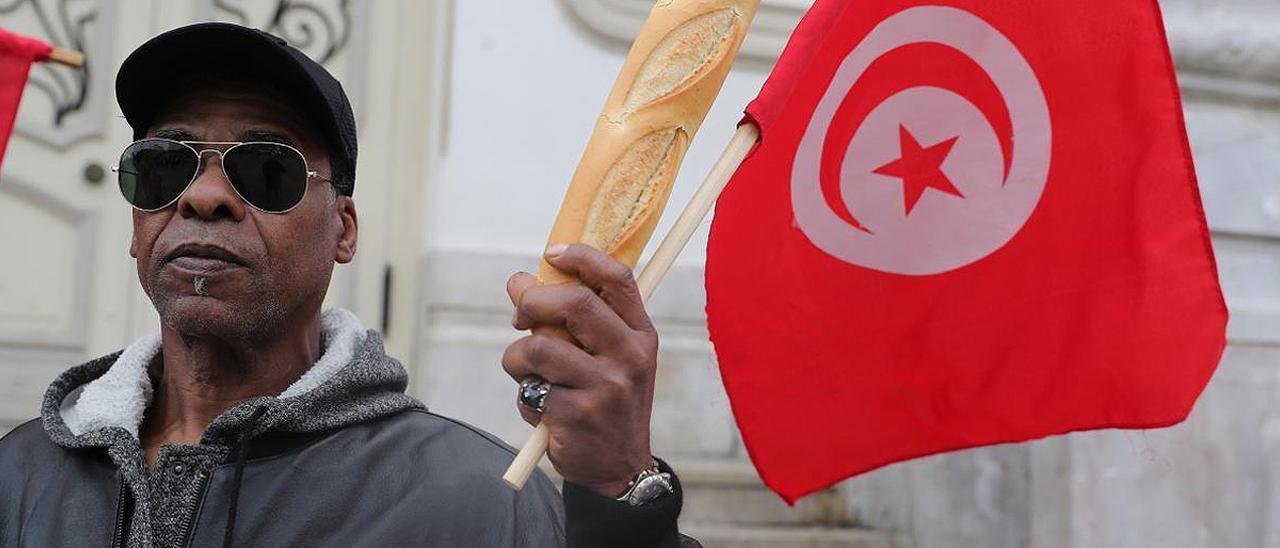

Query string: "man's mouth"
[[164, 243, 247, 273]]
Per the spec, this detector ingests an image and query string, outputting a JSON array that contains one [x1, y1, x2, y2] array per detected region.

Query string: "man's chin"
[[144, 269, 295, 342], [153, 293, 280, 344]]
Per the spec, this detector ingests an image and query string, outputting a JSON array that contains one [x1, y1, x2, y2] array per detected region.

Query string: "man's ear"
[[335, 196, 358, 264]]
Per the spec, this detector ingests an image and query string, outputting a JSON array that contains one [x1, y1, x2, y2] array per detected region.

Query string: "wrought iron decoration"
[[213, 0, 351, 64], [0, 0, 93, 127]]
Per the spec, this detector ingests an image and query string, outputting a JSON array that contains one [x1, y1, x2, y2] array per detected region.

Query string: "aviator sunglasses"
[[114, 138, 332, 213]]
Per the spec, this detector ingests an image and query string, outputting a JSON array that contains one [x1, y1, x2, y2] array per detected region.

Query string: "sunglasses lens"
[[118, 139, 198, 210], [223, 143, 310, 212]]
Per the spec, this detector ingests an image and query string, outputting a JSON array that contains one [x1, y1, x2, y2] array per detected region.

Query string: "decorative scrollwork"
[[0, 0, 94, 127], [213, 0, 351, 64]]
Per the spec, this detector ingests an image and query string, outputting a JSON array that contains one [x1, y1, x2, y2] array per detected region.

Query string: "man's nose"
[[175, 152, 247, 222]]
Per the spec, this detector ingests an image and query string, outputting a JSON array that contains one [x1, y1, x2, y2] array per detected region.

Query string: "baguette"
[[505, 0, 760, 491], [539, 0, 760, 284]]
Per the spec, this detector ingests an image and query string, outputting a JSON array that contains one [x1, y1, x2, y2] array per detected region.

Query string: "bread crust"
[[540, 0, 760, 285]]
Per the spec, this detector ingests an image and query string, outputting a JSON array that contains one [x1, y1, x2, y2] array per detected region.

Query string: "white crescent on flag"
[[790, 6, 1052, 275]]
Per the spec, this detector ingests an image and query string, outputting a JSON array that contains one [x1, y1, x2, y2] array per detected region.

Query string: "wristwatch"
[[615, 461, 674, 506]]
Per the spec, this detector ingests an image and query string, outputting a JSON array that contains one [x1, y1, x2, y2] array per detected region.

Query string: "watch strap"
[[562, 457, 685, 547], [615, 460, 673, 505]]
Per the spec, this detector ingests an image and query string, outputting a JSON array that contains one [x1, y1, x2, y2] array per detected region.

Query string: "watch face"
[[627, 473, 673, 505]]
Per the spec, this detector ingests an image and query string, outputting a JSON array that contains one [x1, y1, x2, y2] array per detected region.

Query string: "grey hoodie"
[[10, 309, 569, 547]]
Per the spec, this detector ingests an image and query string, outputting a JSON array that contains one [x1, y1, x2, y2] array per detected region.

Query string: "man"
[[0, 23, 694, 547]]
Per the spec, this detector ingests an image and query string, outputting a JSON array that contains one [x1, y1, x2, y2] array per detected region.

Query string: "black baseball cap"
[[115, 22, 358, 194]]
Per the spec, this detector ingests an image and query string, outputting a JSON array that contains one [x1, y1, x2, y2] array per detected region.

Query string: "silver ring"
[[519, 377, 551, 414]]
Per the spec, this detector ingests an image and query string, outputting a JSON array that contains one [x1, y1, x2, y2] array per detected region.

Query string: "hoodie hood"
[[42, 308, 423, 449]]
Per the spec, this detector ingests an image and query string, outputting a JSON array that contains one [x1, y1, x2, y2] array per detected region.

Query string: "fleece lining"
[[61, 308, 369, 438]]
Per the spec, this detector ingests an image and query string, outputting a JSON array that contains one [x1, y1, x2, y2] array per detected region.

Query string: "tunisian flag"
[[0, 27, 51, 175], [706, 0, 1227, 502]]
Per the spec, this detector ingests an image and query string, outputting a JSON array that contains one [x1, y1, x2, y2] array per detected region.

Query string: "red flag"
[[706, 0, 1227, 503], [0, 27, 51, 175]]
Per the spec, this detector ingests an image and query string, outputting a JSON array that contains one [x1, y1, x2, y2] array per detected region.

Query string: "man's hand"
[[503, 243, 657, 498]]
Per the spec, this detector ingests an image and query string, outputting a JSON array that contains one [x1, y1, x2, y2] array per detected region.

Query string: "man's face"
[[130, 80, 357, 343]]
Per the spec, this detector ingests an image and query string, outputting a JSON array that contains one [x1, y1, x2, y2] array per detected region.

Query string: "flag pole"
[[45, 47, 84, 69], [636, 122, 759, 300], [502, 121, 760, 489]]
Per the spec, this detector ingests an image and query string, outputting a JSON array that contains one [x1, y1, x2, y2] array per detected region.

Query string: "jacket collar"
[[42, 308, 422, 448]]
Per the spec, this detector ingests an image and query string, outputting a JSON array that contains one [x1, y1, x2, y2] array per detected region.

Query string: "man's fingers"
[[515, 283, 635, 353], [515, 397, 542, 426], [503, 333, 599, 427], [498, 247, 660, 490], [500, 333, 596, 386], [544, 244, 653, 332], [506, 272, 537, 328], [514, 385, 597, 428], [506, 271, 536, 305]]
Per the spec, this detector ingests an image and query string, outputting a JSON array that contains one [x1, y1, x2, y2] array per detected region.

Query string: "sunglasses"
[[113, 138, 332, 213]]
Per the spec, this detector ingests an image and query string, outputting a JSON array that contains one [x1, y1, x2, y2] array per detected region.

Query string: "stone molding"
[[560, 0, 1280, 100], [1163, 4, 1280, 85]]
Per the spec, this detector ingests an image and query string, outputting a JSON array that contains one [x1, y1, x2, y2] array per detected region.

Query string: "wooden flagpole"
[[636, 122, 759, 300], [502, 122, 760, 489], [45, 47, 84, 69]]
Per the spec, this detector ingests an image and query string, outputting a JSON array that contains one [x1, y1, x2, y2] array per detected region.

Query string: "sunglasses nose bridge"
[[184, 148, 242, 201], [177, 147, 249, 220], [190, 147, 230, 181]]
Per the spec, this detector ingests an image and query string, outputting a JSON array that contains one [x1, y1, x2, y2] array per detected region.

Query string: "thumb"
[[506, 271, 537, 328]]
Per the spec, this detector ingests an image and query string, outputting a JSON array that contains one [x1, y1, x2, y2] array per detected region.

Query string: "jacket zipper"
[[178, 470, 210, 548], [112, 480, 130, 548]]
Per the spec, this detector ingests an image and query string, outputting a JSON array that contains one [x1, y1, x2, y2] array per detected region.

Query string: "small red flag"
[[706, 0, 1227, 503], [0, 27, 51, 175]]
